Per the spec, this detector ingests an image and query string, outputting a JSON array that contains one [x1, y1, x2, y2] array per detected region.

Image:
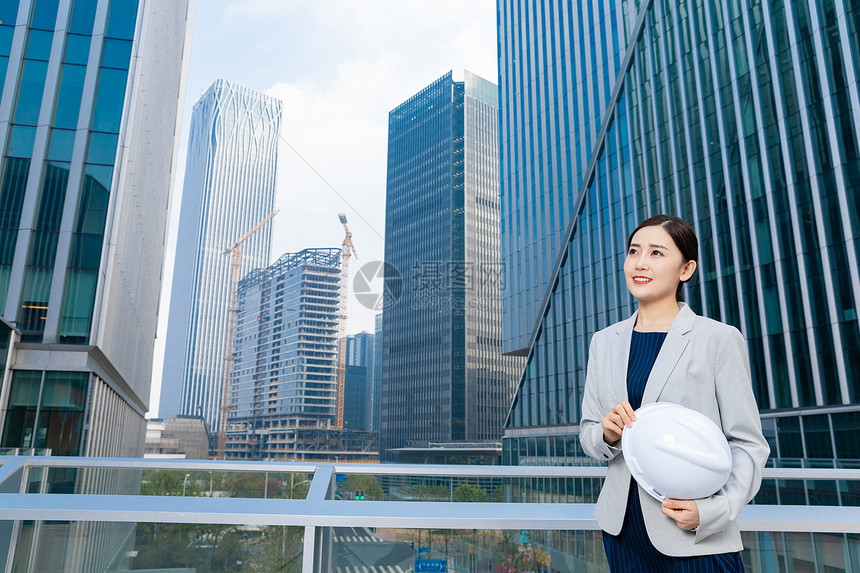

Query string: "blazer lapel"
[[641, 303, 696, 405], [612, 310, 638, 404]]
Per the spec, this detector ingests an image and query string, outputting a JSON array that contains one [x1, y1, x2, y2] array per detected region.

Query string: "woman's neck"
[[635, 298, 681, 332]]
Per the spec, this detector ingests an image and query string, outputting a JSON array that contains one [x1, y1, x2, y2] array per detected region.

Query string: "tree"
[[452, 483, 490, 503]]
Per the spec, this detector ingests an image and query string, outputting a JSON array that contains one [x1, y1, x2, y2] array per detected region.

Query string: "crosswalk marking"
[[333, 535, 387, 543], [335, 567, 406, 573]]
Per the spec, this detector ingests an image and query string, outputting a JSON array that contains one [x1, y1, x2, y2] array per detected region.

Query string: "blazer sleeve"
[[580, 332, 622, 462], [694, 327, 771, 543]]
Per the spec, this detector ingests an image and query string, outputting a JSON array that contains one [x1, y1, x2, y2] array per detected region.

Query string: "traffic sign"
[[417, 547, 430, 554], [415, 559, 446, 572]]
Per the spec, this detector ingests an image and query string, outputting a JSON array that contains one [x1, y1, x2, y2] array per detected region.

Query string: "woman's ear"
[[680, 259, 697, 282]]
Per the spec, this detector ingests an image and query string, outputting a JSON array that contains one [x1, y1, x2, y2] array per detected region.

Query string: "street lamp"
[[182, 473, 191, 496]]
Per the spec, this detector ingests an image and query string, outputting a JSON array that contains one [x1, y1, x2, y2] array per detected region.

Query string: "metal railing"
[[1, 456, 859, 572]]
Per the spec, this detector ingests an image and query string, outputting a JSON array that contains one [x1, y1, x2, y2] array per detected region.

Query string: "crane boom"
[[217, 208, 279, 459], [336, 213, 358, 429]]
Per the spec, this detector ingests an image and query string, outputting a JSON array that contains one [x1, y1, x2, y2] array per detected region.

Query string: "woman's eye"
[[652, 250, 662, 256]]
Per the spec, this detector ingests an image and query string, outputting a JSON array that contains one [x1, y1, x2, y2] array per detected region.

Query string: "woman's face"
[[624, 225, 696, 303]]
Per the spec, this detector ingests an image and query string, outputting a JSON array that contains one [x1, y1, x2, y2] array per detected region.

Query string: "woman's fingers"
[[661, 499, 700, 530], [621, 401, 637, 423], [602, 401, 636, 445], [611, 402, 636, 428]]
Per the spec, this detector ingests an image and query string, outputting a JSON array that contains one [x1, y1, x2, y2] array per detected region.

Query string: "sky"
[[148, 0, 499, 416]]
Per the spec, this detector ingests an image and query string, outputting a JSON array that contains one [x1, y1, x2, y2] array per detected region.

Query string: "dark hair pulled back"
[[626, 215, 698, 302]]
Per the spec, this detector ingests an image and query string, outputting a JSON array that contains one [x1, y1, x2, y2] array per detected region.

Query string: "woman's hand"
[[661, 499, 700, 530], [601, 401, 636, 445]]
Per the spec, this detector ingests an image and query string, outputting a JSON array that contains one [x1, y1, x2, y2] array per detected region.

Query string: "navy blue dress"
[[602, 331, 744, 573]]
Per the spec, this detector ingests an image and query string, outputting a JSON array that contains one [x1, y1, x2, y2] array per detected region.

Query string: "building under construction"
[[224, 248, 377, 462]]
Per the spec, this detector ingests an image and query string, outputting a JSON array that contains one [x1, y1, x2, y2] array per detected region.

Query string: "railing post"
[[302, 465, 335, 573], [0, 459, 27, 573]]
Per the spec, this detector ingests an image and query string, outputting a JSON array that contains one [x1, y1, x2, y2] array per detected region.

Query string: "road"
[[332, 526, 415, 573]]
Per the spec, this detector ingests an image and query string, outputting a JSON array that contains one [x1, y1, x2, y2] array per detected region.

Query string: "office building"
[[371, 313, 382, 431], [500, 0, 860, 568], [498, 0, 627, 355], [381, 71, 524, 460], [0, 0, 193, 459], [0, 1, 193, 570], [343, 331, 373, 431], [160, 79, 281, 436], [224, 248, 377, 462]]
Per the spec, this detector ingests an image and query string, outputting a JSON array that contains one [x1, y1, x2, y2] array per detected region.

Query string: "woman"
[[579, 215, 770, 572]]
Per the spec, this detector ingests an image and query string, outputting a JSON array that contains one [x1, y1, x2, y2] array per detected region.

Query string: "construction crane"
[[217, 208, 279, 459], [336, 213, 358, 429]]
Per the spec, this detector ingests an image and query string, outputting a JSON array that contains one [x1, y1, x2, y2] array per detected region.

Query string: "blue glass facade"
[[500, 0, 860, 569], [344, 331, 373, 431], [498, 0, 630, 354], [502, 0, 860, 455], [0, 0, 192, 463], [381, 71, 523, 459]]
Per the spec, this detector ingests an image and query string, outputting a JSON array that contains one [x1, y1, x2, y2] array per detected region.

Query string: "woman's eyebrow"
[[629, 242, 670, 250]]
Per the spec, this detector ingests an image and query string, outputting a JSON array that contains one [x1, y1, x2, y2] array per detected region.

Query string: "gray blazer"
[[579, 303, 770, 557]]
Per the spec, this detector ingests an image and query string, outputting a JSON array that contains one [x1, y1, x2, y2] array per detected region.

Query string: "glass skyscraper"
[[160, 79, 281, 437], [381, 71, 524, 460], [0, 0, 193, 459], [343, 331, 374, 431], [500, 0, 860, 569], [498, 0, 628, 355], [371, 312, 382, 432]]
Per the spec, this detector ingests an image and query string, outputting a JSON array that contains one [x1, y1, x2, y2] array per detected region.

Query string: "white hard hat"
[[621, 402, 732, 501]]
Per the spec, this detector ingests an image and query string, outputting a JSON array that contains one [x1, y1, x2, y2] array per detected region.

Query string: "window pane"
[[101, 38, 132, 69], [7, 125, 37, 157], [85, 132, 118, 165], [68, 0, 98, 35], [76, 165, 110, 233], [25, 29, 53, 61], [29, 0, 60, 31], [0, 56, 8, 94], [833, 411, 860, 459], [803, 415, 833, 459], [34, 161, 70, 231], [7, 371, 42, 407], [90, 67, 128, 132], [59, 268, 98, 341], [1, 371, 42, 451], [777, 416, 803, 458], [0, 25, 16, 56], [63, 33, 90, 65], [53, 63, 86, 129], [35, 371, 88, 456], [0, 3, 20, 26], [68, 233, 102, 268], [18, 263, 54, 335], [105, 0, 139, 40], [14, 59, 48, 125], [47, 128, 76, 162]]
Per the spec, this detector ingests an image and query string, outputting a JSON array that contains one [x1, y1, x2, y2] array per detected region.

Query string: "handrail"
[[0, 493, 858, 533], [1, 456, 858, 481], [2, 457, 859, 573]]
